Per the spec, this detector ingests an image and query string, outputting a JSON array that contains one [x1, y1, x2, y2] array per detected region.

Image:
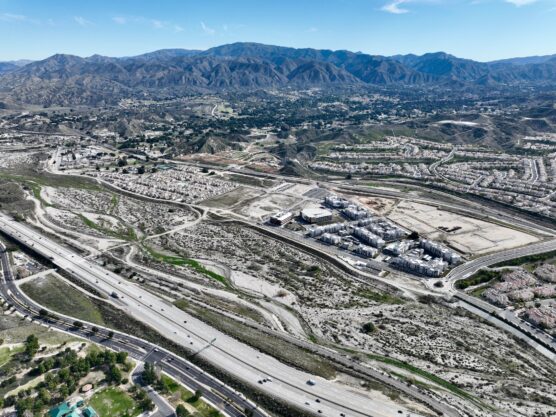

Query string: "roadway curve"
[[444, 239, 556, 358], [0, 214, 424, 417], [0, 241, 263, 417]]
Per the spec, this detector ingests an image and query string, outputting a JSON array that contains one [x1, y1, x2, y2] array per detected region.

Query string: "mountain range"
[[1, 42, 555, 106]]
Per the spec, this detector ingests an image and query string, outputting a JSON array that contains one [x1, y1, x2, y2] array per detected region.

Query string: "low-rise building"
[[353, 227, 385, 248], [320, 233, 341, 245], [420, 239, 461, 264], [301, 207, 333, 224], [354, 245, 378, 258], [390, 255, 447, 277], [269, 211, 294, 226]]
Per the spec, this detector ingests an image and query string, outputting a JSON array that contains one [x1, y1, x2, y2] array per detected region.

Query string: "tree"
[[408, 231, 420, 240], [107, 365, 122, 384], [91, 326, 99, 334], [38, 308, 49, 318], [139, 397, 154, 412], [116, 351, 128, 364], [137, 165, 146, 175], [361, 322, 375, 334], [190, 389, 203, 403], [38, 388, 51, 404], [176, 404, 190, 417], [142, 362, 157, 385], [73, 321, 83, 329], [24, 334, 39, 357], [107, 331, 114, 339]]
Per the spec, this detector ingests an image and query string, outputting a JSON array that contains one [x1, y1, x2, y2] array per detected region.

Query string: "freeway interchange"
[[0, 213, 417, 417], [0, 240, 263, 417], [4, 157, 556, 417]]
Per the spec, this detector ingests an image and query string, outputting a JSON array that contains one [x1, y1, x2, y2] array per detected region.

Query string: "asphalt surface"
[[0, 214, 415, 417], [132, 363, 176, 417], [446, 238, 556, 285], [169, 158, 556, 237], [445, 238, 556, 358], [0, 240, 263, 417]]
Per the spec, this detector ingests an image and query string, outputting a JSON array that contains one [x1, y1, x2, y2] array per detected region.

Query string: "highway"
[[445, 238, 556, 358], [0, 213, 422, 417], [446, 238, 556, 285], [0, 240, 264, 417]]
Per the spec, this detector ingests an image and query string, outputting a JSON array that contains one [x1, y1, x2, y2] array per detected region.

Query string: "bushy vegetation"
[[1, 346, 138, 416], [20, 275, 105, 325], [456, 269, 501, 290], [142, 366, 221, 417], [144, 245, 229, 287], [492, 250, 556, 268], [356, 289, 405, 304]]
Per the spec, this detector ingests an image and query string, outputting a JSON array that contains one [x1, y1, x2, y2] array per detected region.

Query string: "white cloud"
[[201, 21, 215, 35], [112, 16, 127, 24], [306, 27, 318, 33], [151, 19, 165, 29], [505, 0, 537, 5], [0, 12, 27, 21], [0, 12, 42, 24], [74, 16, 93, 27], [111, 15, 184, 32], [381, 0, 410, 13]]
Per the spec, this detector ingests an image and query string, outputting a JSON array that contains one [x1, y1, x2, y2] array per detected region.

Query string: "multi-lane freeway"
[[0, 240, 265, 417], [0, 213, 423, 417]]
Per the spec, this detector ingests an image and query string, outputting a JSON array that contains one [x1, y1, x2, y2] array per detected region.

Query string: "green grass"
[[365, 353, 487, 408], [492, 250, 556, 268], [356, 289, 405, 304], [145, 246, 229, 287], [89, 387, 140, 417], [20, 275, 105, 325], [0, 345, 24, 367], [0, 170, 100, 191], [159, 374, 222, 417], [78, 213, 136, 241], [456, 269, 501, 290], [109, 193, 120, 213], [0, 169, 101, 210], [470, 284, 492, 298]]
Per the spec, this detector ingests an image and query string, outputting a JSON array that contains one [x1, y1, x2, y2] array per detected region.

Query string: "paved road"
[[444, 239, 556, 358], [132, 363, 176, 417], [0, 214, 422, 417], [446, 238, 556, 286], [169, 158, 556, 237], [0, 241, 263, 417]]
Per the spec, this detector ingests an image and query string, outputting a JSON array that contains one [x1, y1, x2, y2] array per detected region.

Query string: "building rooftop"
[[301, 207, 332, 218]]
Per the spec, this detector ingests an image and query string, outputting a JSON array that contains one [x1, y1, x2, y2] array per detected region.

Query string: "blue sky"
[[0, 0, 555, 62]]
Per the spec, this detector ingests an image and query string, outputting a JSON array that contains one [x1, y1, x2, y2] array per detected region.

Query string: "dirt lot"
[[388, 201, 539, 255]]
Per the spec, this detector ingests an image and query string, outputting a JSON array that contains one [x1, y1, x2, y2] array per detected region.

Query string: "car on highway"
[[307, 379, 316, 386]]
